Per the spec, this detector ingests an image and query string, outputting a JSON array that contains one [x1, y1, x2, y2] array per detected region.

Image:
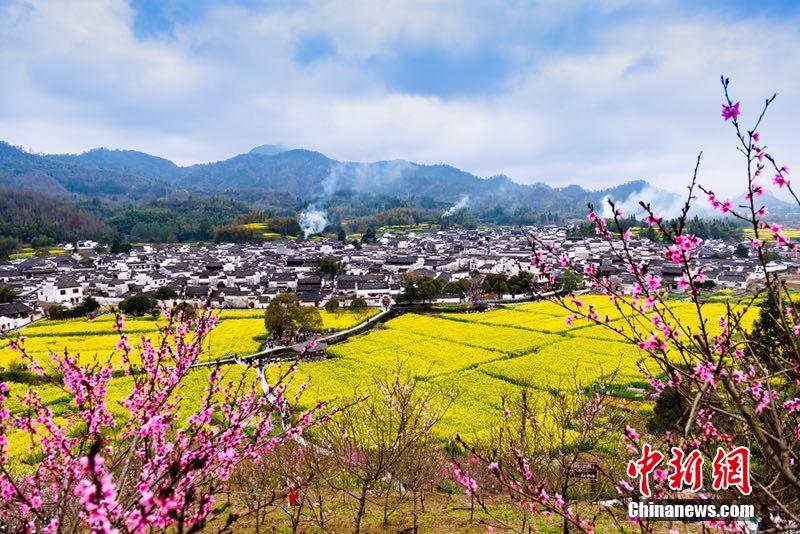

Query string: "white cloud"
[[0, 0, 797, 198]]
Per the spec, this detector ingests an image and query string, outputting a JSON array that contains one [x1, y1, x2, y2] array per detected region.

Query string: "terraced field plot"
[[288, 298, 760, 436]]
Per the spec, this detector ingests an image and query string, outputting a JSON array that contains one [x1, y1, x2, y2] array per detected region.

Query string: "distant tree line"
[[568, 216, 744, 241], [46, 297, 101, 319]]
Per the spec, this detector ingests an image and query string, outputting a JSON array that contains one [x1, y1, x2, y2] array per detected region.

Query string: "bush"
[[46, 304, 69, 319], [171, 301, 196, 320], [350, 298, 368, 312], [156, 285, 179, 300], [324, 298, 340, 314], [119, 294, 159, 317]]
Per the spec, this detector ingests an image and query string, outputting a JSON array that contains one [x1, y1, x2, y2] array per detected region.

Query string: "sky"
[[0, 0, 798, 195]]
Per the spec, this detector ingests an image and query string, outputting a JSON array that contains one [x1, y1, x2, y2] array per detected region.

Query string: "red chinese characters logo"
[[627, 444, 664, 497], [668, 447, 704, 492], [628, 444, 751, 496], [711, 446, 752, 495]]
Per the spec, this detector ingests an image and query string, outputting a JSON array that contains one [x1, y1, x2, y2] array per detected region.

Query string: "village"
[[0, 225, 793, 331]]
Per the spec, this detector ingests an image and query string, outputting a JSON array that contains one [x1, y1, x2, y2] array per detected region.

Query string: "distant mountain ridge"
[[0, 142, 167, 200], [1, 139, 686, 216], [49, 147, 183, 182], [5, 138, 794, 246]]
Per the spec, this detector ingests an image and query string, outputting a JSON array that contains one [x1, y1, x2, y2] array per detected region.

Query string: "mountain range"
[[1, 140, 792, 245], [1, 140, 668, 211]]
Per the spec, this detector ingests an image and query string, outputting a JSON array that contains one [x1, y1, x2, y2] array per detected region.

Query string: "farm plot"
[[328, 329, 516, 378], [477, 338, 645, 393], [385, 314, 560, 355], [0, 311, 269, 368]]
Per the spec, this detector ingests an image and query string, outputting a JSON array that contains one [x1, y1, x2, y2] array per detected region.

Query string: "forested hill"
[[0, 188, 112, 243], [0, 142, 167, 200], [1, 140, 676, 215], [3, 139, 791, 247]]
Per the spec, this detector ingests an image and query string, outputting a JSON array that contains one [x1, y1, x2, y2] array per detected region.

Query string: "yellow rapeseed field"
[[1, 297, 759, 438]]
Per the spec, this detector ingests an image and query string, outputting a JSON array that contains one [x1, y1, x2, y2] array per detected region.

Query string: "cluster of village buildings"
[[0, 226, 795, 330]]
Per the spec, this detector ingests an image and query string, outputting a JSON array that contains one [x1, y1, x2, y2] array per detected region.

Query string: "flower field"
[[0, 309, 378, 369], [281, 297, 761, 436], [2, 298, 759, 439]]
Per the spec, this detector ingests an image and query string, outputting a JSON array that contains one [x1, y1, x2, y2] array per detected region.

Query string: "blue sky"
[[1, 0, 799, 195]]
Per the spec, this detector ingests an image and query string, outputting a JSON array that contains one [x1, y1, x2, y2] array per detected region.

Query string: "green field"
[[2, 297, 755, 440]]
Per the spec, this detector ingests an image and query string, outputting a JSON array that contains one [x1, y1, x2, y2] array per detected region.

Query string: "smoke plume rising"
[[298, 161, 412, 238], [443, 195, 471, 217]]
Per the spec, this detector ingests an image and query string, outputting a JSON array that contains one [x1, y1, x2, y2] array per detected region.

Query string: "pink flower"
[[721, 101, 740, 120], [753, 132, 760, 142], [774, 174, 789, 188], [645, 215, 662, 227]]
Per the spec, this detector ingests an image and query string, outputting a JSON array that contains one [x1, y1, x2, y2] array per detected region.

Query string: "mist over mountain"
[[4, 138, 777, 245], [248, 144, 291, 156], [3, 140, 676, 214]]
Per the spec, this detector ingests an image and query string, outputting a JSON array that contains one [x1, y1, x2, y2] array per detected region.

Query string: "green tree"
[[482, 273, 508, 296], [750, 290, 793, 372], [361, 227, 376, 244], [119, 295, 159, 317], [397, 279, 418, 304], [560, 271, 583, 293], [0, 285, 18, 304], [76, 297, 100, 316], [417, 278, 437, 303], [507, 272, 533, 295], [0, 237, 19, 261], [156, 285, 179, 300], [337, 228, 347, 242], [110, 240, 132, 254], [46, 304, 69, 319], [316, 257, 346, 279], [734, 242, 749, 258], [264, 293, 322, 339], [647, 387, 688, 434], [297, 306, 323, 333], [324, 298, 340, 314], [349, 298, 368, 312], [31, 235, 55, 251]]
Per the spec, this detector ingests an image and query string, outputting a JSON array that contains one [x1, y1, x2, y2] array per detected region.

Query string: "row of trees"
[[46, 297, 100, 319], [568, 216, 745, 241], [395, 271, 540, 305], [481, 271, 534, 297]]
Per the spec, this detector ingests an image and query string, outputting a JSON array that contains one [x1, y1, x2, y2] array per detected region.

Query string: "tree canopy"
[[264, 293, 323, 339]]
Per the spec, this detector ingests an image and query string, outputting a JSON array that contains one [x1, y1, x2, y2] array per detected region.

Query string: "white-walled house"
[[37, 278, 83, 306]]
